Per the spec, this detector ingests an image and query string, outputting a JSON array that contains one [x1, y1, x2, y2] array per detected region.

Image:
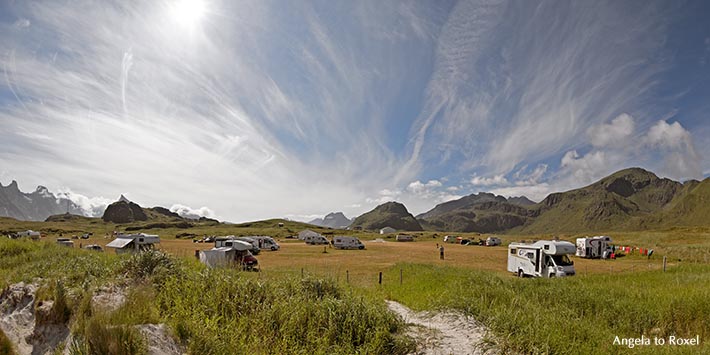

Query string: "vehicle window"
[[510, 248, 516, 254]]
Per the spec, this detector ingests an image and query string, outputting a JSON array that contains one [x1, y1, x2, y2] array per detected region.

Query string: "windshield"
[[551, 254, 573, 266]]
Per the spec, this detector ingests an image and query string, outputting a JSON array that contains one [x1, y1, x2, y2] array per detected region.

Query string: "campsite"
[[1, 214, 709, 354]]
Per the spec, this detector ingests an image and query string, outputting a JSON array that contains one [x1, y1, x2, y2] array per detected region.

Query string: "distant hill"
[[517, 168, 684, 233], [508, 196, 536, 206], [350, 202, 423, 231], [417, 192, 533, 233], [0, 181, 83, 221], [415, 167, 708, 234], [308, 212, 351, 229]]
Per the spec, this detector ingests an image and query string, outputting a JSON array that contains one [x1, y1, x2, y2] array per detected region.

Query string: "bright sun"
[[170, 0, 206, 28]]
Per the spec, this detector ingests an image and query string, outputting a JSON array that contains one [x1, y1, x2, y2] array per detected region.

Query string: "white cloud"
[[643, 120, 701, 179], [169, 204, 215, 219], [55, 189, 112, 217], [513, 164, 548, 186], [587, 113, 635, 147], [470, 174, 508, 186]]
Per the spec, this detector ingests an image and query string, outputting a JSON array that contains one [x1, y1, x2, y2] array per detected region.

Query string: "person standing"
[[439, 245, 444, 260]]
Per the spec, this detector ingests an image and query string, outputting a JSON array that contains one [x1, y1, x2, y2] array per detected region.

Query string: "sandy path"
[[386, 300, 494, 355]]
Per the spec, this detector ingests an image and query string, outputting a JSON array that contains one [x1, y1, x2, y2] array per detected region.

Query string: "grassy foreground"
[[0, 239, 412, 354], [379, 262, 710, 355]]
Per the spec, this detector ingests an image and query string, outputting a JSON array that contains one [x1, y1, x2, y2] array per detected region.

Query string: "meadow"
[[1, 218, 709, 354]]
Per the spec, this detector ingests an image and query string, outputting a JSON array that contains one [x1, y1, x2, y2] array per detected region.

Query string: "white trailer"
[[17, 230, 41, 240], [575, 236, 613, 258], [332, 236, 365, 250], [508, 240, 576, 278]]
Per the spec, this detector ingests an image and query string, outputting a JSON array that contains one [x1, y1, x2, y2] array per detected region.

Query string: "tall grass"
[[382, 263, 710, 355], [157, 269, 413, 354], [0, 239, 412, 355]]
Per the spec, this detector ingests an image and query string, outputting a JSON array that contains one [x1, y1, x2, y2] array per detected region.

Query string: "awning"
[[106, 238, 134, 249]]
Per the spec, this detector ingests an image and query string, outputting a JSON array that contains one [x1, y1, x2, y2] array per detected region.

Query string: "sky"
[[1, 0, 709, 222]]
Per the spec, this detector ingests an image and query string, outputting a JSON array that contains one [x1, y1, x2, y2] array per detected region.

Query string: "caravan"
[[508, 240, 576, 278], [332, 236, 365, 250], [576, 236, 613, 258]]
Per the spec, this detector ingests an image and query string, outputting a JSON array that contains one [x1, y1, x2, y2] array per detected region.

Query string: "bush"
[[120, 251, 175, 280]]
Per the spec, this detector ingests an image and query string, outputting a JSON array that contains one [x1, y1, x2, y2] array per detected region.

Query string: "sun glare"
[[170, 0, 206, 28]]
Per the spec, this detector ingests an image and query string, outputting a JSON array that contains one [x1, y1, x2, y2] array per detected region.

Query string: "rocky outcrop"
[[102, 200, 148, 224]]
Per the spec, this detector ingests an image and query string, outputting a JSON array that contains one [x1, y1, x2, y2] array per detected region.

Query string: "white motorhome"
[[106, 233, 160, 254], [332, 236, 365, 250], [576, 236, 613, 259], [301, 231, 329, 245], [508, 240, 576, 278], [252, 236, 280, 251]]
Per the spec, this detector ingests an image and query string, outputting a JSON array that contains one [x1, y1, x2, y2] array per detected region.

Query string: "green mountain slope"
[[350, 202, 423, 231]]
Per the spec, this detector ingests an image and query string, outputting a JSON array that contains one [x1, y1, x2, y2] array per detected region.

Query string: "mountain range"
[[2, 167, 709, 233], [0, 181, 83, 221], [308, 212, 352, 229]]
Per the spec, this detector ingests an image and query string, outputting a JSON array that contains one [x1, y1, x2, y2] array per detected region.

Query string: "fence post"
[[379, 272, 382, 285], [663, 256, 667, 272], [301, 268, 304, 278], [400, 268, 403, 285], [346, 270, 349, 283]]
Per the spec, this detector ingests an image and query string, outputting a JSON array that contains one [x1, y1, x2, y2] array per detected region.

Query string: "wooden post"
[[663, 256, 667, 272], [346, 270, 349, 283], [400, 268, 403, 285], [301, 268, 304, 278], [379, 272, 382, 285]]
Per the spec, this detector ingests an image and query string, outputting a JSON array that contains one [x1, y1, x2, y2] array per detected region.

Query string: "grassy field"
[[2, 217, 709, 354]]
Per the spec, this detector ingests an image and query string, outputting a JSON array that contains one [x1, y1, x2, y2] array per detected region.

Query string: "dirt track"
[[386, 300, 495, 355]]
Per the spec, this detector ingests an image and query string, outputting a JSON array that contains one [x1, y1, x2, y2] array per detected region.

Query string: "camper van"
[[508, 240, 576, 278], [395, 234, 414, 242], [576, 236, 613, 259], [332, 236, 365, 250], [215, 236, 260, 255], [252, 236, 280, 251], [304, 234, 329, 245], [201, 239, 258, 270]]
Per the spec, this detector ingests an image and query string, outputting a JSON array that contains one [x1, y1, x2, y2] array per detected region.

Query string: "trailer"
[[508, 240, 576, 278], [395, 234, 414, 242], [575, 236, 613, 259]]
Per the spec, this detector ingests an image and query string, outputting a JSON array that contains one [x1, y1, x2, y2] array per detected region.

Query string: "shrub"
[[120, 251, 175, 280]]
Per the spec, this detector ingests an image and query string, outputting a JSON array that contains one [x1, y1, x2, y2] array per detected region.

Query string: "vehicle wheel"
[[271, 246, 277, 251], [517, 269, 524, 278], [359, 246, 364, 250], [549, 273, 555, 278]]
